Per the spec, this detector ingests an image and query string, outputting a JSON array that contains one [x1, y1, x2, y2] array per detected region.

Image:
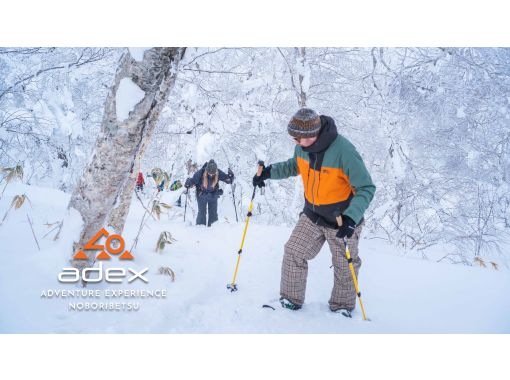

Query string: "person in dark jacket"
[[185, 159, 234, 226], [253, 108, 376, 316]]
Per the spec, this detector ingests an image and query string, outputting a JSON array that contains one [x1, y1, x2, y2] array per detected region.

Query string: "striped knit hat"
[[287, 108, 322, 138]]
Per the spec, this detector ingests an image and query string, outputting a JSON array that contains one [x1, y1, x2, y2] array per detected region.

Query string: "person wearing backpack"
[[185, 159, 234, 226]]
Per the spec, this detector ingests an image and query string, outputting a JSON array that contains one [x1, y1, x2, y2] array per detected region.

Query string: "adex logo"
[[73, 228, 134, 261], [59, 228, 148, 284]]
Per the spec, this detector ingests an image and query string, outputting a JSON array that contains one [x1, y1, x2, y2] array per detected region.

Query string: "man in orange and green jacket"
[[253, 108, 376, 316]]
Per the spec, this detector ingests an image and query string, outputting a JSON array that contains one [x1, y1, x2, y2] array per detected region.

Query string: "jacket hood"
[[302, 115, 338, 154]]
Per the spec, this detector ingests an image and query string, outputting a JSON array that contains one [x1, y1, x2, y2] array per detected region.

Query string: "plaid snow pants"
[[280, 213, 363, 311]]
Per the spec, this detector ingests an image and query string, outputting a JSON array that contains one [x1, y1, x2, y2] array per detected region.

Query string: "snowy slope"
[[0, 183, 509, 333]]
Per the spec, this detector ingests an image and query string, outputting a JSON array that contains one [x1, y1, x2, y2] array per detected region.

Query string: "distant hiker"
[[170, 180, 184, 207], [185, 159, 234, 226], [253, 108, 376, 316], [150, 167, 169, 192], [157, 178, 166, 193], [135, 172, 145, 192], [170, 180, 182, 191]]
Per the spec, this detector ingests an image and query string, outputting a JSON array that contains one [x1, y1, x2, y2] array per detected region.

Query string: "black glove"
[[184, 178, 192, 188], [218, 188, 224, 196], [336, 215, 356, 239], [227, 168, 235, 182], [252, 165, 271, 188]]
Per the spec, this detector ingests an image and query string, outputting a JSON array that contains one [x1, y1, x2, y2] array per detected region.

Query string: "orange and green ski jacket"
[[270, 115, 375, 226]]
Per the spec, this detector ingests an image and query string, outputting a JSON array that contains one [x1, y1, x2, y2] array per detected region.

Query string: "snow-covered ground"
[[0, 183, 509, 333]]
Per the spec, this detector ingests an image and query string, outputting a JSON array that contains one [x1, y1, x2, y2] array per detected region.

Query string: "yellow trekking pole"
[[343, 237, 370, 321], [227, 161, 264, 292]]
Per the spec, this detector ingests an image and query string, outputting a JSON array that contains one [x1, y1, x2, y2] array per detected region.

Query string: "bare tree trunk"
[[107, 157, 139, 233], [277, 47, 309, 108], [296, 47, 307, 107], [69, 47, 186, 269]]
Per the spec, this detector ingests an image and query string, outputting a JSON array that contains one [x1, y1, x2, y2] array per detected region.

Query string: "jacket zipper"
[[311, 154, 317, 212], [316, 171, 321, 201]]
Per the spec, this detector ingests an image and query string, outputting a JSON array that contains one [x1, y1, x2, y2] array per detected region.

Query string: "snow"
[[115, 78, 145, 122], [128, 48, 150, 62], [1, 183, 509, 333], [456, 106, 466, 118], [180, 83, 197, 109], [297, 61, 311, 94], [35, 85, 83, 138], [196, 132, 216, 164], [242, 78, 265, 91], [293, 51, 311, 94], [467, 150, 480, 167]]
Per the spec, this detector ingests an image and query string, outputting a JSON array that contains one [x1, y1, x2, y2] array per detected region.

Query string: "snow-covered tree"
[[68, 47, 186, 269], [2, 47, 508, 267], [0, 48, 120, 191]]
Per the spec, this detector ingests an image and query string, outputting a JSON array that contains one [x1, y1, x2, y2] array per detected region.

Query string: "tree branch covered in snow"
[[1, 47, 509, 265]]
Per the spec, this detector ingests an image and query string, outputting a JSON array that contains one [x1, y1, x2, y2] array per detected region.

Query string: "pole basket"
[[226, 283, 238, 292]]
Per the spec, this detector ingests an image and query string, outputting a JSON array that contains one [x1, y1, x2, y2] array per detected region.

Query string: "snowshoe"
[[331, 308, 352, 318], [262, 297, 301, 311]]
